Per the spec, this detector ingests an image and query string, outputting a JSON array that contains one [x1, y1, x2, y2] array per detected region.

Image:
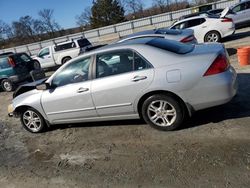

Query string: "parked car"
[[116, 28, 197, 44], [223, 0, 250, 27], [33, 38, 92, 69], [0, 52, 41, 91], [8, 38, 237, 133], [178, 9, 225, 20], [170, 15, 235, 43]]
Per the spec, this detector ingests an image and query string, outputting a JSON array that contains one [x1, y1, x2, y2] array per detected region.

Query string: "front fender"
[[12, 89, 48, 120]]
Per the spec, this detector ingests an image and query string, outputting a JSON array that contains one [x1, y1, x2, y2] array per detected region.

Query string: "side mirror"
[[36, 83, 51, 90]]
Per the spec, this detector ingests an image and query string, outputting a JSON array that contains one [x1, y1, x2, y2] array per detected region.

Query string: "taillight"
[[8, 57, 16, 67], [203, 54, 229, 76], [180, 35, 195, 43], [221, 18, 233, 22]]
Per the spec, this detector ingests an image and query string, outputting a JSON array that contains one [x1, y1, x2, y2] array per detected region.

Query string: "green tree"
[[90, 0, 125, 28]]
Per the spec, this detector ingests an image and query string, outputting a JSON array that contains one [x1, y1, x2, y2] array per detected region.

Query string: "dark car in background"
[[0, 52, 41, 91]]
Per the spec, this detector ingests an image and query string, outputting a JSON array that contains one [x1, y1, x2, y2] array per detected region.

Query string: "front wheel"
[[20, 108, 46, 133], [1, 79, 14, 92], [141, 94, 185, 131], [204, 31, 221, 43]]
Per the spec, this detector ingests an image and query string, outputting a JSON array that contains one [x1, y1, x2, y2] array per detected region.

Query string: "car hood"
[[13, 78, 47, 98]]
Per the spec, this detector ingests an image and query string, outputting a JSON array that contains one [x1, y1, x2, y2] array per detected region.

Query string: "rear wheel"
[[1, 79, 14, 92], [141, 94, 185, 131], [62, 57, 71, 64], [204, 31, 221, 42], [32, 60, 41, 70], [20, 108, 46, 133]]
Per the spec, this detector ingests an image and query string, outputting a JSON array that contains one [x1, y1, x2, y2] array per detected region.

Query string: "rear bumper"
[[222, 27, 235, 38], [187, 66, 237, 111]]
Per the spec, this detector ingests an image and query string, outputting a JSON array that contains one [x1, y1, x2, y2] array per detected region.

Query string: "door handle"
[[202, 26, 207, 28], [131, 76, 147, 82], [77, 87, 89, 93]]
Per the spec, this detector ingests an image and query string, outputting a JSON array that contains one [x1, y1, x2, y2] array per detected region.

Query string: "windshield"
[[147, 38, 194, 54]]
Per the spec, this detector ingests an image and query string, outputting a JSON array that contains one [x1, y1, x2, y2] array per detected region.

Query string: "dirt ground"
[[0, 27, 250, 188]]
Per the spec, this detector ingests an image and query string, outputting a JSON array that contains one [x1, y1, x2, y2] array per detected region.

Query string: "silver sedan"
[[8, 38, 237, 133]]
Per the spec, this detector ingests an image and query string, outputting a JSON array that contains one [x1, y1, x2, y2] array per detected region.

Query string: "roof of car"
[[173, 15, 208, 24]]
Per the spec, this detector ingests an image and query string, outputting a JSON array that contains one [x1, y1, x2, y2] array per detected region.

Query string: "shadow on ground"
[[222, 29, 250, 43], [49, 73, 250, 132]]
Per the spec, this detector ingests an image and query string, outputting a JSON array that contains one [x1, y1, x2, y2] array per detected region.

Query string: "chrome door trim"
[[47, 107, 96, 115], [96, 103, 132, 110]]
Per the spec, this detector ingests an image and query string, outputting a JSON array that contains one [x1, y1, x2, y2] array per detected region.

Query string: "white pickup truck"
[[33, 38, 92, 69]]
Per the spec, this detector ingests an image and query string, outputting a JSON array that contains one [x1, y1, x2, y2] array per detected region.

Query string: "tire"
[[20, 108, 46, 133], [1, 79, 14, 92], [32, 60, 41, 70], [204, 31, 221, 43], [141, 94, 185, 131], [62, 57, 71, 64]]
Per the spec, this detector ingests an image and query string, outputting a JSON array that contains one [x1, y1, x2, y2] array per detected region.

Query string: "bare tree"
[[152, 0, 171, 13], [123, 0, 144, 19], [38, 9, 61, 36], [76, 7, 92, 29], [0, 20, 13, 40]]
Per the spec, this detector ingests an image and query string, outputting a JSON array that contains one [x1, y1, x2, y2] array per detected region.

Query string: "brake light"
[[180, 35, 195, 43], [221, 18, 233, 22], [203, 54, 229, 76], [8, 57, 16, 67]]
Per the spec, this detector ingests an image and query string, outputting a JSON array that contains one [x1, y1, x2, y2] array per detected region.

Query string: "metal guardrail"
[[0, 0, 239, 56]]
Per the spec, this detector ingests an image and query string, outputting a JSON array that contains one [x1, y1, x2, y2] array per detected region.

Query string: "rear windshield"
[[12, 53, 32, 64], [146, 38, 194, 54], [77, 38, 91, 48], [0, 57, 10, 69]]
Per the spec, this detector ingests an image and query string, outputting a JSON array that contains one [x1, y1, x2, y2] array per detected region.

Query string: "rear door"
[[91, 49, 154, 117]]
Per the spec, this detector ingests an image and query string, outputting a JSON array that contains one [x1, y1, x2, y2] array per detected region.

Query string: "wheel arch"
[[14, 105, 50, 127], [204, 30, 222, 42], [61, 56, 72, 64], [137, 90, 194, 118]]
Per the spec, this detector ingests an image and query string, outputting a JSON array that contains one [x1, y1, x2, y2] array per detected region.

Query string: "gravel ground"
[[0, 27, 250, 188]]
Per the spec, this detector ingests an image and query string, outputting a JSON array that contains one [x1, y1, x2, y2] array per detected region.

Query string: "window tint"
[[52, 57, 91, 87], [54, 42, 76, 52], [186, 18, 205, 28], [96, 50, 151, 78], [12, 53, 32, 64], [0, 57, 10, 69], [233, 3, 246, 12], [172, 21, 187, 29], [77, 39, 91, 47], [147, 38, 194, 54], [38, 48, 50, 57], [246, 1, 250, 9]]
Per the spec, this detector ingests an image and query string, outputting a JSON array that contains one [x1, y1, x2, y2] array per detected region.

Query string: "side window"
[[246, 1, 250, 9], [38, 48, 50, 57], [233, 3, 245, 12], [52, 57, 91, 87], [186, 18, 205, 28], [0, 57, 11, 69], [96, 50, 151, 79], [172, 22, 186, 29]]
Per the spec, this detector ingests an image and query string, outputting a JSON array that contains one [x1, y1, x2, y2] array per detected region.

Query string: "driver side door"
[[41, 56, 97, 124], [37, 47, 54, 68]]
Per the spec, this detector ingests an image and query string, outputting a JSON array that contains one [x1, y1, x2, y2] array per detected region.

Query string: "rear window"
[[12, 53, 32, 64], [147, 38, 194, 54], [77, 38, 91, 48], [54, 42, 76, 52], [0, 57, 10, 69]]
